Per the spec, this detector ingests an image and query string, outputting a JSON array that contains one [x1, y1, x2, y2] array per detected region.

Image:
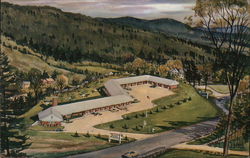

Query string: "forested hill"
[[98, 17, 205, 44], [0, 2, 214, 64]]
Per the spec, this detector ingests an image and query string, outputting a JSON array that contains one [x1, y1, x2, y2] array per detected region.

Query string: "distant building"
[[22, 81, 30, 89], [42, 78, 55, 85], [9, 93, 28, 101], [38, 75, 179, 126]]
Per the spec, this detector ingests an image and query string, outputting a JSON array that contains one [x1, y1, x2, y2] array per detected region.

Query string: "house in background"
[[42, 78, 55, 85], [22, 81, 31, 89]]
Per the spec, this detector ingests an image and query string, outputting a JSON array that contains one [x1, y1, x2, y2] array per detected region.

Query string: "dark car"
[[121, 151, 139, 158], [55, 128, 63, 132]]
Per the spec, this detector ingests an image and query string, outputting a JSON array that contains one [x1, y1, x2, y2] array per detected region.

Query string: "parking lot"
[[63, 84, 174, 139]]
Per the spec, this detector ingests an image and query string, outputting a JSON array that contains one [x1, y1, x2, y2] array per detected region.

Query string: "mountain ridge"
[[0, 2, 214, 64]]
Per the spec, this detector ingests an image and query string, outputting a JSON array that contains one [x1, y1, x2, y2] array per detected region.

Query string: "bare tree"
[[194, 0, 249, 157]]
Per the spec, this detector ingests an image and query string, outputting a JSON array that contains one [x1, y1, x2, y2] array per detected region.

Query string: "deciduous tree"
[[194, 0, 249, 156], [28, 68, 42, 102], [56, 74, 68, 90]]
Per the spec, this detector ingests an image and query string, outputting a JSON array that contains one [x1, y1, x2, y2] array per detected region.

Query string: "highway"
[[68, 119, 218, 158]]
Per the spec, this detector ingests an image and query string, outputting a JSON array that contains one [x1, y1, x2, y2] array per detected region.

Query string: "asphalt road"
[[68, 119, 218, 158]]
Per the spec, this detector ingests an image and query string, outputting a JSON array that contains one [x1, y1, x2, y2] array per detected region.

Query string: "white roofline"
[[38, 75, 178, 121]]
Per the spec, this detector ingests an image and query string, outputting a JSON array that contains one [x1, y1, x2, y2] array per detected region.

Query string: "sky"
[[2, 0, 196, 21]]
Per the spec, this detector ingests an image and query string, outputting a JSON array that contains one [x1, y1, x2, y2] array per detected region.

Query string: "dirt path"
[[63, 85, 174, 139], [196, 85, 229, 98], [196, 85, 229, 114], [172, 143, 249, 156]]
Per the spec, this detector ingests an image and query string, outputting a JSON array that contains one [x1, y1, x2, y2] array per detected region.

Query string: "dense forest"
[[0, 2, 215, 64]]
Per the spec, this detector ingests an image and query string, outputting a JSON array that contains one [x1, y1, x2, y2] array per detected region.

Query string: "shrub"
[[123, 124, 129, 129], [124, 115, 131, 120], [73, 131, 80, 137], [169, 104, 174, 108], [149, 110, 153, 114], [141, 113, 146, 117], [85, 132, 90, 137], [135, 114, 139, 118], [176, 101, 181, 105], [110, 124, 114, 129], [125, 135, 128, 140], [188, 97, 192, 101], [97, 133, 101, 138], [135, 126, 140, 131], [155, 108, 160, 112]]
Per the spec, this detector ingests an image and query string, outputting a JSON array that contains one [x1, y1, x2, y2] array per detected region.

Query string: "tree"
[[0, 51, 30, 156], [51, 70, 60, 79], [197, 64, 213, 91], [28, 68, 42, 102], [182, 60, 201, 86], [41, 70, 50, 79], [238, 75, 250, 94], [131, 58, 149, 74], [194, 0, 249, 157], [72, 75, 82, 86], [166, 60, 183, 70], [56, 74, 68, 90], [157, 65, 170, 77]]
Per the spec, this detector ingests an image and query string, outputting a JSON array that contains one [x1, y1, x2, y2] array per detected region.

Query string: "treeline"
[[1, 2, 213, 64]]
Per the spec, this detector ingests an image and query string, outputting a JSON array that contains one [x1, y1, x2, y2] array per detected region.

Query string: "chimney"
[[52, 97, 58, 107]]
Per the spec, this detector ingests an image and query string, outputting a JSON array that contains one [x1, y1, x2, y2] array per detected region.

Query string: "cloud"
[[2, 0, 196, 21]]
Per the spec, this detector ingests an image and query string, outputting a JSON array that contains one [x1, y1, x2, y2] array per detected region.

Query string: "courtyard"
[[63, 84, 174, 139]]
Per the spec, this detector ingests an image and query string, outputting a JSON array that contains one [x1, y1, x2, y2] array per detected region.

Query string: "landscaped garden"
[[95, 84, 221, 134]]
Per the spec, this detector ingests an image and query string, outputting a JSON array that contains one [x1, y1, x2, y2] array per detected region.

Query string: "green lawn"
[[158, 149, 247, 158], [208, 85, 230, 94], [95, 84, 220, 134], [25, 130, 132, 158]]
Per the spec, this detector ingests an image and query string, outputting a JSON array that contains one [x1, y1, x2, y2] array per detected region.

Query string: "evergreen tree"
[[42, 70, 50, 79], [0, 51, 30, 156]]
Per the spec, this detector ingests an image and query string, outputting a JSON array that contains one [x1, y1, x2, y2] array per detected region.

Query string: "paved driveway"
[[63, 85, 174, 139], [68, 119, 218, 158]]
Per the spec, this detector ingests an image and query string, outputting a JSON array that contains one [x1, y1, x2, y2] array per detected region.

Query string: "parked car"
[[122, 151, 139, 158], [150, 85, 156, 88], [55, 128, 63, 132]]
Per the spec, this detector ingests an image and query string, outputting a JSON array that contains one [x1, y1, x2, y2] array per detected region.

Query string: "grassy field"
[[95, 84, 220, 134], [208, 85, 230, 94], [2, 36, 120, 77], [74, 65, 117, 74], [25, 130, 133, 158], [3, 42, 70, 74], [158, 149, 247, 158]]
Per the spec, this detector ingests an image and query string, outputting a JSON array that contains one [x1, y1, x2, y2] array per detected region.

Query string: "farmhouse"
[[38, 75, 179, 126]]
